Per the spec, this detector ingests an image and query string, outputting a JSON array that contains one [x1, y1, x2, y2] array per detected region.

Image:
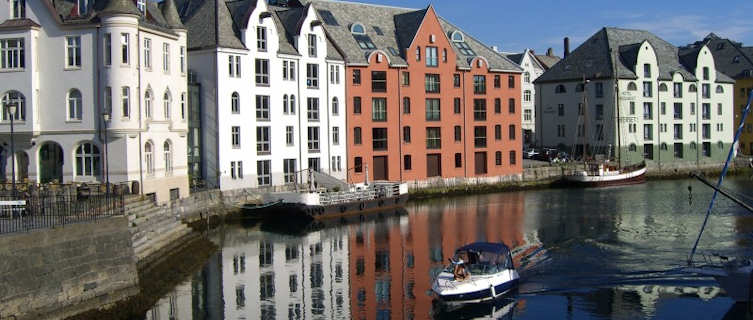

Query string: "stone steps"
[[134, 223, 191, 261], [124, 195, 197, 265]]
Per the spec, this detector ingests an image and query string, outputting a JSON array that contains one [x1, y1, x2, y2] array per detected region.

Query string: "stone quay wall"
[[0, 216, 138, 320]]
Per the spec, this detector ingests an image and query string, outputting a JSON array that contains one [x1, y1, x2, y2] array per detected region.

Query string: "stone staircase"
[[124, 196, 194, 265]]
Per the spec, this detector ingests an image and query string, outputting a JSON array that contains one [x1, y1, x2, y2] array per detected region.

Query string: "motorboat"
[[432, 242, 519, 303]]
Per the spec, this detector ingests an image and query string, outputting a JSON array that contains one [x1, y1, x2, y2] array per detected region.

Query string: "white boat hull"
[[432, 269, 519, 303], [564, 166, 647, 187]]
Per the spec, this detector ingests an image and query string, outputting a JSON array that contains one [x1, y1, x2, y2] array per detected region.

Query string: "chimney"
[[564, 37, 570, 58], [546, 47, 553, 57]]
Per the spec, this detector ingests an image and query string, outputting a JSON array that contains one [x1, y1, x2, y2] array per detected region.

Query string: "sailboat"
[[683, 89, 753, 303], [563, 77, 646, 187]]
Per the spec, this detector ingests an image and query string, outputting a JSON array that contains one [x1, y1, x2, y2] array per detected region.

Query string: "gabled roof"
[[0, 18, 41, 30], [33, 0, 182, 35], [535, 27, 725, 84], [502, 49, 545, 72], [309, 0, 520, 71], [176, 0, 247, 50], [682, 33, 753, 79], [535, 53, 561, 70]]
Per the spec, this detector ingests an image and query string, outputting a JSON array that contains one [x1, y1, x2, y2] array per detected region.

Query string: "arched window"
[[575, 83, 584, 92], [524, 72, 530, 83], [716, 85, 724, 94], [660, 143, 668, 151], [658, 83, 668, 92], [180, 92, 186, 120], [290, 95, 296, 114], [68, 89, 82, 120], [282, 94, 288, 113], [144, 141, 154, 175], [689, 84, 698, 92], [350, 23, 365, 35], [332, 97, 339, 115], [451, 31, 464, 42], [144, 90, 153, 119], [627, 82, 637, 91], [164, 140, 172, 176], [75, 142, 100, 177], [629, 144, 637, 152], [555, 84, 566, 94], [231, 92, 240, 114], [163, 90, 171, 119], [2, 91, 26, 121]]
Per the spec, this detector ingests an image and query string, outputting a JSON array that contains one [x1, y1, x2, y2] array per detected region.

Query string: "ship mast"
[[611, 48, 622, 168], [581, 75, 589, 170]]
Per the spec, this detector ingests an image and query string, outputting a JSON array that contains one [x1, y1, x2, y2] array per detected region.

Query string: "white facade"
[[518, 50, 545, 146], [190, 2, 346, 191], [0, 1, 189, 202], [536, 41, 734, 167]]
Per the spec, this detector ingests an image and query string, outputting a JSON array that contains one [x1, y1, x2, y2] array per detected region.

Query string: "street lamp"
[[7, 102, 17, 196], [103, 111, 110, 200]]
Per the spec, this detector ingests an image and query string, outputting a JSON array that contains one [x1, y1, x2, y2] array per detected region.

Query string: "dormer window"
[[450, 31, 475, 56], [350, 23, 365, 35], [11, 0, 25, 19], [451, 31, 464, 43], [78, 0, 89, 15], [733, 56, 740, 63], [137, 0, 146, 13], [350, 23, 375, 50]]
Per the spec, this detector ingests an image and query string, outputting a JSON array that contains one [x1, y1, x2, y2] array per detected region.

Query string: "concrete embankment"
[[0, 217, 139, 320], [408, 161, 752, 200], [125, 188, 261, 269]]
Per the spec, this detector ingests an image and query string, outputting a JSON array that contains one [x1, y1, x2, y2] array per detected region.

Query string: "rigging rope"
[[688, 89, 753, 265]]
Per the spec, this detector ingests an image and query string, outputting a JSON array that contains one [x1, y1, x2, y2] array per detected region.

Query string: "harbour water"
[[124, 178, 753, 319]]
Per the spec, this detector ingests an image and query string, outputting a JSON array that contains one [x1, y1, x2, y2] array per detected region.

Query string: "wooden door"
[[474, 152, 487, 175], [426, 154, 442, 177], [373, 156, 388, 181]]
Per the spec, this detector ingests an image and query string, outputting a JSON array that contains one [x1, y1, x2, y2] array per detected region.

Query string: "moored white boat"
[[432, 242, 519, 303], [564, 161, 646, 187]]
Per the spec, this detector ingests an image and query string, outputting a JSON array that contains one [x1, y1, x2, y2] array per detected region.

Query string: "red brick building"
[[314, 2, 523, 183]]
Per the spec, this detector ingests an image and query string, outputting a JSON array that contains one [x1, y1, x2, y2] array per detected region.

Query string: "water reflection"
[[143, 179, 753, 319]]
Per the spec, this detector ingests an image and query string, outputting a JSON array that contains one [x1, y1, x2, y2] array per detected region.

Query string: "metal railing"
[[0, 190, 125, 234]]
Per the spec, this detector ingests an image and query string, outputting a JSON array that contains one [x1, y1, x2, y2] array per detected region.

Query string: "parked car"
[[523, 148, 539, 159], [532, 148, 558, 162]]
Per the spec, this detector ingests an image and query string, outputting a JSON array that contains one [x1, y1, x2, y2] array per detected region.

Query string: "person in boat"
[[452, 258, 470, 281]]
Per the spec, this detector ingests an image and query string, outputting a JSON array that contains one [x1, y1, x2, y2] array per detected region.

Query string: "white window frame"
[[286, 126, 294, 146], [75, 143, 100, 177], [180, 46, 186, 74], [67, 89, 83, 121], [257, 160, 271, 186], [164, 141, 173, 176], [66, 36, 82, 69], [1, 38, 25, 70], [231, 92, 240, 114], [256, 95, 270, 120], [144, 90, 153, 119], [256, 126, 271, 154], [121, 33, 129, 65], [332, 126, 339, 145], [145, 142, 154, 175], [257, 26, 267, 51], [162, 43, 170, 73], [180, 92, 186, 120], [143, 38, 152, 69], [163, 90, 171, 119], [11, 0, 25, 19], [104, 34, 112, 66], [121, 87, 130, 118], [231, 126, 241, 148], [307, 126, 320, 152]]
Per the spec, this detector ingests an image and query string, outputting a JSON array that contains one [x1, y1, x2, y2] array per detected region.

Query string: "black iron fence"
[[0, 188, 125, 234]]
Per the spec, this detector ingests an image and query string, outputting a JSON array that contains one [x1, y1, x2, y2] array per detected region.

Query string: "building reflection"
[[348, 192, 535, 320]]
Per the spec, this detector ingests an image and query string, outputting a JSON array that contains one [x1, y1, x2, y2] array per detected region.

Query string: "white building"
[[221, 226, 350, 319], [505, 49, 547, 146], [177, 0, 346, 190], [0, 0, 189, 202], [535, 27, 735, 168]]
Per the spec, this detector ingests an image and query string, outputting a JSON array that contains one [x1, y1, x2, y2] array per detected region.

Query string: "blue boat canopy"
[[456, 242, 511, 255]]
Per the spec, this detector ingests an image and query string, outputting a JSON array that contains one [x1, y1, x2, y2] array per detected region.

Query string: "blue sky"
[[341, 0, 753, 55]]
